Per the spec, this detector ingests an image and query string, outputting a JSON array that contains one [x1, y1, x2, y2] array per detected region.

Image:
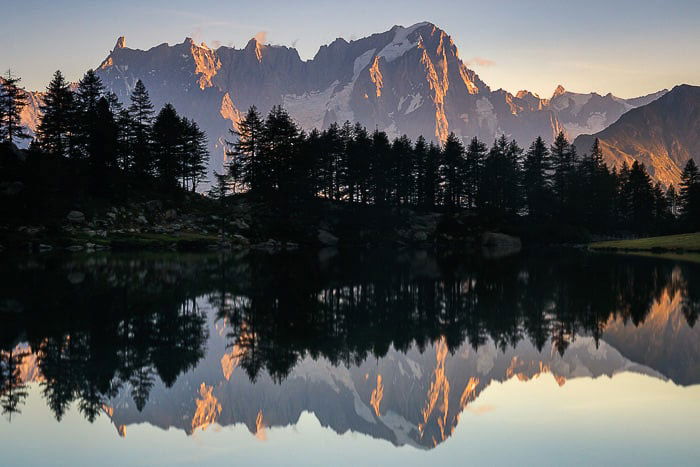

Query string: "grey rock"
[[136, 215, 148, 224], [67, 211, 85, 224], [66, 245, 84, 252], [232, 219, 250, 230], [67, 272, 85, 284], [164, 209, 177, 220], [145, 200, 162, 211]]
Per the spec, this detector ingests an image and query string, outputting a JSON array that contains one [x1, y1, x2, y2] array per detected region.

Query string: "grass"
[[59, 231, 220, 251], [589, 232, 700, 252]]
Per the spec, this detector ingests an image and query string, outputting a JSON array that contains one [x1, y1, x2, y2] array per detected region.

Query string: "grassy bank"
[[589, 232, 700, 252]]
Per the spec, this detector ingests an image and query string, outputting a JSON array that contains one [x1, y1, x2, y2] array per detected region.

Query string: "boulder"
[[136, 215, 148, 224], [67, 211, 85, 224], [232, 219, 250, 230], [164, 209, 177, 220], [318, 229, 339, 246], [145, 200, 162, 212]]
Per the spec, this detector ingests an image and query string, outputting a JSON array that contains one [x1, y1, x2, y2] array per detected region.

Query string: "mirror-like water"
[[1, 249, 699, 466]]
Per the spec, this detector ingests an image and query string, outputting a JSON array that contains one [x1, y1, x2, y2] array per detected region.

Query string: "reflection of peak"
[[553, 84, 566, 97], [104, 331, 669, 449]]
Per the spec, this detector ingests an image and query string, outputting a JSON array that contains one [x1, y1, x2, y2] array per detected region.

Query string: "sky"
[[1, 0, 699, 98]]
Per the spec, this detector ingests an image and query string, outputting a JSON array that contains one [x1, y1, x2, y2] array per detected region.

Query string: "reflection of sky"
[[3, 374, 699, 466]]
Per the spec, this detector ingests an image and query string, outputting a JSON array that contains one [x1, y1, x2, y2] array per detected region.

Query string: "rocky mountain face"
[[18, 22, 669, 178], [548, 85, 667, 140], [574, 85, 700, 187]]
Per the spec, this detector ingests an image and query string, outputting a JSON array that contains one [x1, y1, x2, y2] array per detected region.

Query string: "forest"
[[2, 68, 700, 241]]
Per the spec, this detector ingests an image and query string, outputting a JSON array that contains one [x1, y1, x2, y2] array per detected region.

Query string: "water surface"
[[1, 249, 699, 465]]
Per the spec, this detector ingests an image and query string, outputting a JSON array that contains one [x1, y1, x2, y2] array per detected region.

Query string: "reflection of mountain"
[[103, 307, 663, 449], [2, 250, 700, 447], [603, 287, 700, 385]]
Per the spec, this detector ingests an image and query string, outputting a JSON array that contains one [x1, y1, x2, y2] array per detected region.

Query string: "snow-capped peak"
[[377, 22, 429, 62]]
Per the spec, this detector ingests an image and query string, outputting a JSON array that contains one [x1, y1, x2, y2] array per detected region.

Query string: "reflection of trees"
[[0, 349, 29, 420], [1, 250, 699, 422], [0, 256, 210, 421], [216, 250, 699, 382]]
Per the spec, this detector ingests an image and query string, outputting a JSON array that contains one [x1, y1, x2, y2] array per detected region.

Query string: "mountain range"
[[575, 84, 700, 187], [17, 22, 696, 185]]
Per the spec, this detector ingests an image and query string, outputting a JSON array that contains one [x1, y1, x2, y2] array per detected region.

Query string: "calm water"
[[1, 249, 699, 466]]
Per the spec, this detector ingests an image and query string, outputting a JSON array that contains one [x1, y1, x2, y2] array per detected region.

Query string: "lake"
[[1, 248, 699, 466]]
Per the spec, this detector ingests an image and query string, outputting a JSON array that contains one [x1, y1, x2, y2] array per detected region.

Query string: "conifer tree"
[[74, 69, 105, 159], [152, 103, 183, 188], [226, 106, 265, 194], [550, 131, 573, 212], [0, 69, 30, 144], [127, 80, 155, 177], [680, 159, 700, 230], [262, 105, 302, 198], [441, 132, 465, 210], [523, 136, 551, 219], [464, 136, 487, 209], [181, 118, 209, 192], [371, 130, 392, 206], [36, 70, 75, 157], [423, 142, 441, 210]]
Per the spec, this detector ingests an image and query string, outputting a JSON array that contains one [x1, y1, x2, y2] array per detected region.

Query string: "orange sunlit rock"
[[370, 374, 384, 416], [191, 383, 222, 433]]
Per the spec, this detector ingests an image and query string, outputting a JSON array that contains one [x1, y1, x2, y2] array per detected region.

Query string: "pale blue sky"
[[1, 0, 699, 98]]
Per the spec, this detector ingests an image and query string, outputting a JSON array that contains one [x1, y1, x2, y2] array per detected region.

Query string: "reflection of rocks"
[[66, 211, 85, 224]]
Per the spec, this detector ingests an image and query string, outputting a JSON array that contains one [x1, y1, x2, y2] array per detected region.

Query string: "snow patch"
[[377, 23, 427, 62], [404, 93, 423, 114], [476, 97, 498, 135], [353, 49, 376, 80]]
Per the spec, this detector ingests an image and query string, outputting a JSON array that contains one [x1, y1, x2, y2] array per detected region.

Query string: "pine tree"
[[523, 136, 551, 219], [441, 132, 465, 210], [371, 130, 392, 206], [127, 80, 155, 177], [347, 123, 372, 204], [392, 135, 414, 205], [424, 142, 441, 210], [0, 69, 30, 144], [152, 103, 183, 188], [550, 132, 574, 213], [226, 106, 265, 194], [262, 105, 302, 198], [36, 70, 75, 157], [464, 136, 487, 209], [679, 159, 700, 230], [181, 118, 209, 192], [479, 135, 522, 218], [74, 69, 105, 159], [666, 184, 678, 217]]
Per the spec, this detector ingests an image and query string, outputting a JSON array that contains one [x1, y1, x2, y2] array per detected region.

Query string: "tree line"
[[1, 69, 209, 194], [225, 106, 700, 235]]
